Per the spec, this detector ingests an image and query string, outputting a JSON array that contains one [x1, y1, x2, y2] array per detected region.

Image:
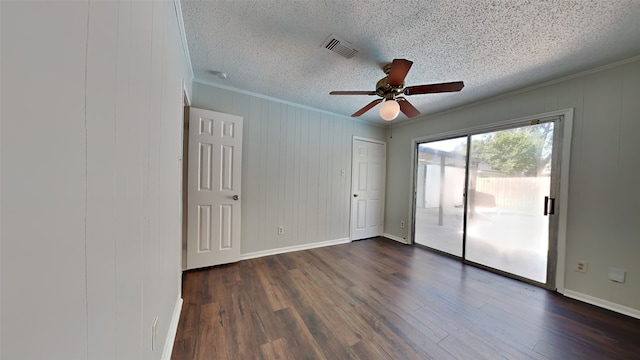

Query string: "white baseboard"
[[383, 233, 409, 244], [161, 295, 183, 360], [563, 290, 640, 319], [240, 238, 351, 260]]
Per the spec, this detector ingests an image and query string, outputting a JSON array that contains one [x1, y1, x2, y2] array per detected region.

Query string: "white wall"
[[192, 82, 386, 254], [385, 58, 640, 313], [1, 1, 191, 359]]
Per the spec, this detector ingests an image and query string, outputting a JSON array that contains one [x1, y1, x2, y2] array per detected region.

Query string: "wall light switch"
[[608, 267, 626, 283]]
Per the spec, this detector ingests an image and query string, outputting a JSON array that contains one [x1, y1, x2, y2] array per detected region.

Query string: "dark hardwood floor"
[[171, 237, 640, 359]]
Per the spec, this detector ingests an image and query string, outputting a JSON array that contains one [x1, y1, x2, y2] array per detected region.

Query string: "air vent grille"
[[321, 34, 359, 59]]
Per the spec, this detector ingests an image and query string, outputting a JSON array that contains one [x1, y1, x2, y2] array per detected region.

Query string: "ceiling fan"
[[330, 59, 464, 121]]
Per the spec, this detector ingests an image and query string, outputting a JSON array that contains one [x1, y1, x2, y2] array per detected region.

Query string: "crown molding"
[[173, 0, 194, 80], [193, 79, 386, 128]]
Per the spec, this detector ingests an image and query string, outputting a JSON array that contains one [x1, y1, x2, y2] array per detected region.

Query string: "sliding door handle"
[[544, 196, 556, 216], [544, 196, 549, 216]]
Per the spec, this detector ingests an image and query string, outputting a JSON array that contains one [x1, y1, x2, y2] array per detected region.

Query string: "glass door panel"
[[414, 137, 468, 257], [465, 123, 554, 283]]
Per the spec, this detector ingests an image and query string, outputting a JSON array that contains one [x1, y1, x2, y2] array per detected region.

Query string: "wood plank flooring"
[[171, 237, 640, 359]]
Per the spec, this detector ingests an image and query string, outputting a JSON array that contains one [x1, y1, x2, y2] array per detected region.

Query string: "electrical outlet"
[[400, 221, 405, 228], [576, 261, 588, 274], [278, 226, 284, 235], [152, 317, 158, 350]]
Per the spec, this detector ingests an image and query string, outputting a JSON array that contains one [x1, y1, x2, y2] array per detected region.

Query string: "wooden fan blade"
[[352, 98, 383, 117], [388, 59, 413, 87], [330, 91, 377, 95], [397, 98, 420, 118], [404, 81, 464, 95]]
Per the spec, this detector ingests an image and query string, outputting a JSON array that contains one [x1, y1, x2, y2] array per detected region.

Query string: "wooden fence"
[[475, 176, 550, 213]]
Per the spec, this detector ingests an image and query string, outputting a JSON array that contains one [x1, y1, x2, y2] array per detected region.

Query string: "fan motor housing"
[[376, 76, 404, 99]]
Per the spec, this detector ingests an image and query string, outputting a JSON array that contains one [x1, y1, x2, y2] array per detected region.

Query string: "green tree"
[[472, 128, 546, 176]]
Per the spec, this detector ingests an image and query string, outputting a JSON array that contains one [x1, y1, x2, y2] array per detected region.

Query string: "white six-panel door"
[[351, 137, 386, 240], [187, 107, 243, 269]]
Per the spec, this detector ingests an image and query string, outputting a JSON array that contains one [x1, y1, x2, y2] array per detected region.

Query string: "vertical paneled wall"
[[192, 82, 386, 254], [1, 1, 190, 359], [2, 2, 89, 359], [385, 59, 640, 312]]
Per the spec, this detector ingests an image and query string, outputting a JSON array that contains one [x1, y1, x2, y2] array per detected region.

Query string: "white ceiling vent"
[[321, 34, 359, 59]]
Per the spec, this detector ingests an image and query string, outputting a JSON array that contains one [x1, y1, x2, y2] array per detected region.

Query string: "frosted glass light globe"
[[379, 100, 400, 121]]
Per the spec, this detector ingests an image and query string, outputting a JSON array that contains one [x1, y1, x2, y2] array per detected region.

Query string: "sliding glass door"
[[414, 137, 467, 257], [465, 123, 554, 283], [413, 118, 561, 286]]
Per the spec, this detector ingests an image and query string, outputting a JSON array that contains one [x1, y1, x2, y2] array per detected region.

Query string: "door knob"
[[232, 195, 239, 200], [353, 194, 358, 197]]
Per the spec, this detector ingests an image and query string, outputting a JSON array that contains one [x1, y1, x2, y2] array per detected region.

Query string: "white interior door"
[[350, 137, 386, 240], [187, 107, 243, 270]]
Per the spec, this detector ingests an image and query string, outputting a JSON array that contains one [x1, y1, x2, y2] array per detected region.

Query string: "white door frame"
[[350, 136, 387, 241], [180, 86, 190, 270]]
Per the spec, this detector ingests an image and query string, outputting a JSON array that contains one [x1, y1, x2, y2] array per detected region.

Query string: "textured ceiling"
[[180, 0, 640, 125]]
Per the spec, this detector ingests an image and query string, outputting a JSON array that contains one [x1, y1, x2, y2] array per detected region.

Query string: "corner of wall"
[[173, 0, 194, 81]]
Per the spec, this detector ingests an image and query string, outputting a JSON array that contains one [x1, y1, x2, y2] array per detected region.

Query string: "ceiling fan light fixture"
[[329, 58, 464, 120], [379, 99, 400, 121]]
